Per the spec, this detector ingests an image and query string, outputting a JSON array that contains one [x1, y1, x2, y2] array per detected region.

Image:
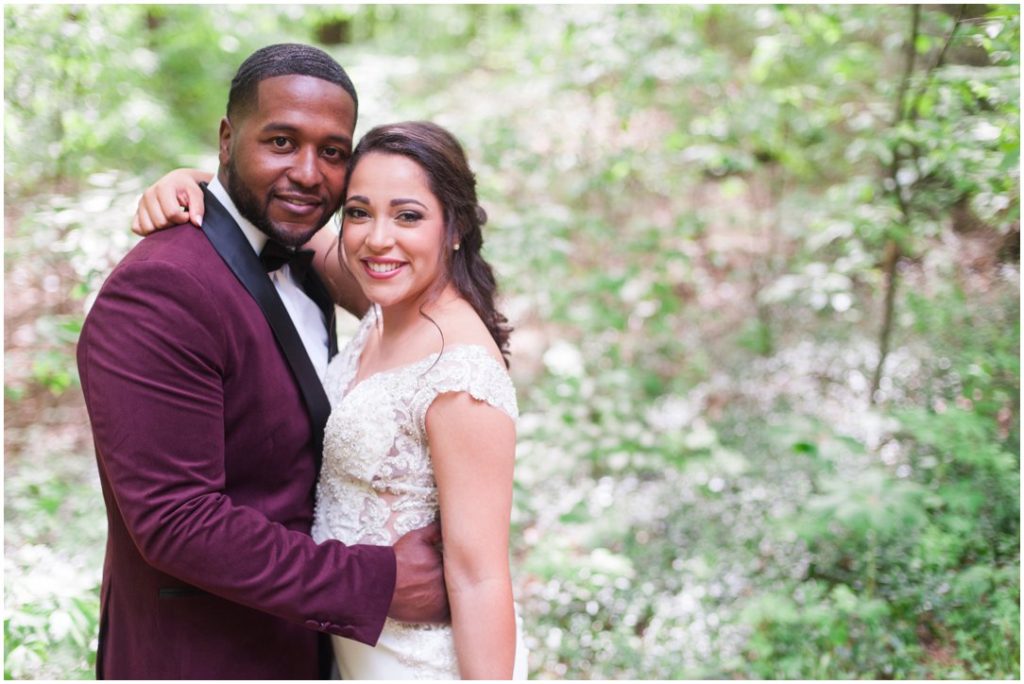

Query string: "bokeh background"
[[4, 4, 1019, 679]]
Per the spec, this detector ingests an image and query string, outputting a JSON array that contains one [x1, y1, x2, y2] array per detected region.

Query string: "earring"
[[453, 243, 460, 251]]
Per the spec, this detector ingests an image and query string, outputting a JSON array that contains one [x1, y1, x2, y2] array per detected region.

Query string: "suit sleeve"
[[77, 258, 395, 645]]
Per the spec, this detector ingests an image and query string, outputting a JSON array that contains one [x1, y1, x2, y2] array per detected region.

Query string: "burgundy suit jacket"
[[77, 190, 395, 679]]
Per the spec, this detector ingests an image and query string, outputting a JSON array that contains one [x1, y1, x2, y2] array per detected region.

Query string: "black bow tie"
[[260, 240, 315, 280]]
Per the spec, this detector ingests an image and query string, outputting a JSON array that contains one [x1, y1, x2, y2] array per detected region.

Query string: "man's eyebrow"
[[260, 122, 352, 146]]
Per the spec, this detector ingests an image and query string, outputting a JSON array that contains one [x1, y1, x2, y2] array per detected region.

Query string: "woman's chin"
[[362, 290, 398, 309]]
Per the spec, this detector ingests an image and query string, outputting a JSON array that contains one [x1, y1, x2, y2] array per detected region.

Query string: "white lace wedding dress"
[[311, 307, 528, 679]]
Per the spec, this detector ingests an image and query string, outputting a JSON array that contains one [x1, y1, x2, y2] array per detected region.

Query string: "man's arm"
[[78, 257, 392, 643]]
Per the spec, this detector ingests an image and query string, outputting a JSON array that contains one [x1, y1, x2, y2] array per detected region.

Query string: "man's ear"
[[218, 117, 233, 167]]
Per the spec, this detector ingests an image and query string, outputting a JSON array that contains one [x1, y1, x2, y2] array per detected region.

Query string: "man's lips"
[[272, 193, 323, 216]]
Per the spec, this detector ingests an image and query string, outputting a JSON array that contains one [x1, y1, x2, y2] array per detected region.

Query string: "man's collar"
[[208, 176, 267, 256]]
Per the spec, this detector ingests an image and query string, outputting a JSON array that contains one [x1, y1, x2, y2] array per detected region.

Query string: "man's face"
[[218, 75, 356, 247]]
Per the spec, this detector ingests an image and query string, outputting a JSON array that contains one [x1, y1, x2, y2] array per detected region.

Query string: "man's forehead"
[[253, 74, 353, 105], [239, 74, 356, 134]]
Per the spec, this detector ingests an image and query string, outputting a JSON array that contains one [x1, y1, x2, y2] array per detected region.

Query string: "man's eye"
[[272, 137, 290, 148], [323, 146, 346, 160]]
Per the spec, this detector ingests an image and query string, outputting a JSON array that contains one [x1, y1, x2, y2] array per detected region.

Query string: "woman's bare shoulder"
[[434, 298, 504, 365]]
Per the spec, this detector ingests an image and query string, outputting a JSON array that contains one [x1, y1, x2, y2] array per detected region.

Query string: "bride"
[[135, 121, 527, 679]]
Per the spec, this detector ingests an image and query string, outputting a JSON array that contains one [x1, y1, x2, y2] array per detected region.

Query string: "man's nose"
[[287, 147, 320, 188]]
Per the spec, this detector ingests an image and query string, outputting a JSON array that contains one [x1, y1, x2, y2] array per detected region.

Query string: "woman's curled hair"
[[342, 121, 512, 367]]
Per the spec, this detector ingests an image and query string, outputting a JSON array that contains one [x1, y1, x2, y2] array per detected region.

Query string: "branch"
[[908, 4, 967, 123], [893, 4, 921, 127], [889, 4, 924, 219]]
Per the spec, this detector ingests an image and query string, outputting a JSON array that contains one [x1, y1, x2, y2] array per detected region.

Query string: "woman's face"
[[341, 152, 447, 312]]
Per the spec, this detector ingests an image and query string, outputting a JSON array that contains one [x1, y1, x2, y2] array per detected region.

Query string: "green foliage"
[[741, 582, 919, 679], [749, 277, 1020, 678], [4, 3, 1019, 680], [5, 452, 105, 680], [5, 5, 172, 191], [29, 316, 83, 395], [3, 5, 317, 195]]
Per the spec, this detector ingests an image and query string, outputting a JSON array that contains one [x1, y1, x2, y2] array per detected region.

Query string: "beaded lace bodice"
[[310, 307, 520, 679], [312, 308, 517, 548]]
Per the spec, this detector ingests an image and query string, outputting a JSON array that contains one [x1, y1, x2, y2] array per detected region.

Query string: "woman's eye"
[[397, 211, 422, 223], [344, 207, 368, 219]]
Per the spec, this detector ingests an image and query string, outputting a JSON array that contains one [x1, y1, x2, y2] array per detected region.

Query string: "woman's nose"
[[365, 218, 395, 250]]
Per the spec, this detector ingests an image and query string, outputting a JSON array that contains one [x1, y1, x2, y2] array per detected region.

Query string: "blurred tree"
[[3, 3, 1019, 679]]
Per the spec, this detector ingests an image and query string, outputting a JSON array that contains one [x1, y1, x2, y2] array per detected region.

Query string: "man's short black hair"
[[226, 43, 358, 121]]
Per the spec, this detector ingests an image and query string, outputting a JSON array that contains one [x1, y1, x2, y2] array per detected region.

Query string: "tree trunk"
[[871, 239, 900, 401], [871, 6, 965, 404], [871, 6, 919, 404]]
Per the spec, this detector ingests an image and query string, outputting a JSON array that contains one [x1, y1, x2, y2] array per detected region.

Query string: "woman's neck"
[[373, 283, 460, 352]]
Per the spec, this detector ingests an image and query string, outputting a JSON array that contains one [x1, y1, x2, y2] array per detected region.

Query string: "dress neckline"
[[341, 306, 501, 399], [344, 343, 499, 398]]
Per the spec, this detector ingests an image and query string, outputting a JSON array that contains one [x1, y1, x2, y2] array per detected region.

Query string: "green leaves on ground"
[[4, 3, 1019, 680]]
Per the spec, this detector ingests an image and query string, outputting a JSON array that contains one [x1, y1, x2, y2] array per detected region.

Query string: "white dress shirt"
[[208, 177, 329, 382]]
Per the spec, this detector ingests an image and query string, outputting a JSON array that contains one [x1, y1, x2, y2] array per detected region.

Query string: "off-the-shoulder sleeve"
[[411, 345, 518, 433]]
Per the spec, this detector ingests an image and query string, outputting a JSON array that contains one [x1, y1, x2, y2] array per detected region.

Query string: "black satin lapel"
[[302, 271, 339, 359], [199, 186, 332, 452]]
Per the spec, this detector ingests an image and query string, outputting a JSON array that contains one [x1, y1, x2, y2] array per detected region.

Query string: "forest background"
[[3, 3, 1019, 679]]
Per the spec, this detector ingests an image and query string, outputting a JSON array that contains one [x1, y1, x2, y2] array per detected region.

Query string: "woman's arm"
[[132, 168, 212, 235], [131, 168, 370, 318], [305, 229, 371, 318], [427, 392, 517, 679]]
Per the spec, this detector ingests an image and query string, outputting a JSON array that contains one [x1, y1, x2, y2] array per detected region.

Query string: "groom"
[[77, 44, 446, 679]]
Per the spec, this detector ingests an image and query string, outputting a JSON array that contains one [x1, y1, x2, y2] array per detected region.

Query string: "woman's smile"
[[362, 258, 407, 278]]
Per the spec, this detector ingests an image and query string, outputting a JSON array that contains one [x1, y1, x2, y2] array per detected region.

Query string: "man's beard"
[[226, 158, 332, 248]]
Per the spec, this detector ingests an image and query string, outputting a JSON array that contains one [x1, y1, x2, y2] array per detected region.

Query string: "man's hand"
[[389, 522, 449, 623]]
